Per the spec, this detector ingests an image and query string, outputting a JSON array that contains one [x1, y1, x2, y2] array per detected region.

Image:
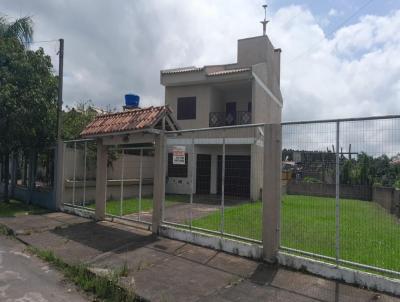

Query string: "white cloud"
[[0, 0, 399, 122], [268, 6, 400, 121], [328, 8, 344, 17]]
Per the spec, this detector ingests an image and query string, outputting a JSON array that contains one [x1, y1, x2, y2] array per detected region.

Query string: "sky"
[[1, 0, 399, 122]]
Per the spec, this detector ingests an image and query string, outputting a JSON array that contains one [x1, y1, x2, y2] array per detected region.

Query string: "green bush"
[[302, 176, 322, 184]]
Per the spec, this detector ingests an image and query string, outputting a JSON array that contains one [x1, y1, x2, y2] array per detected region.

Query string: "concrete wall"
[[0, 182, 55, 210], [163, 35, 283, 129], [64, 148, 96, 181], [373, 186, 400, 217], [107, 153, 154, 180], [219, 84, 252, 113], [286, 181, 372, 201], [64, 148, 154, 181], [63, 180, 153, 205], [252, 62, 282, 124], [165, 85, 212, 129], [166, 83, 252, 129]]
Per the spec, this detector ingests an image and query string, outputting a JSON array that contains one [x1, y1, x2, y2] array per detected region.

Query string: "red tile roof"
[[80, 106, 172, 137]]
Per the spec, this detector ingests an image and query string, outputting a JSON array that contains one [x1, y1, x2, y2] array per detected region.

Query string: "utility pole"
[[57, 38, 64, 141], [54, 38, 64, 210]]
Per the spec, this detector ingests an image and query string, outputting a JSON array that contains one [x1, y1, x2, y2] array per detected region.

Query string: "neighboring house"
[[161, 35, 283, 200]]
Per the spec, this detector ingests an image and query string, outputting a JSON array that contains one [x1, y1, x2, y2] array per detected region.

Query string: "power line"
[[27, 39, 59, 44], [288, 0, 375, 63], [1, 37, 59, 44]]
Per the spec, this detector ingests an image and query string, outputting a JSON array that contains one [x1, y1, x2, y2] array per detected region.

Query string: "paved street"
[[1, 212, 400, 302], [0, 235, 89, 302]]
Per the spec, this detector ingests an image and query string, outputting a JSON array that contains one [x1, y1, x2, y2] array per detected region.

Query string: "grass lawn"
[[0, 199, 48, 217], [192, 195, 400, 272], [87, 194, 188, 216]]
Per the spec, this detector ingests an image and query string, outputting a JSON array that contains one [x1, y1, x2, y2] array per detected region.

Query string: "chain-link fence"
[[163, 124, 264, 243], [281, 116, 400, 278]]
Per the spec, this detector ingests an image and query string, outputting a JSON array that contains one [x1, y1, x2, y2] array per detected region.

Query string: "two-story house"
[[161, 34, 283, 201]]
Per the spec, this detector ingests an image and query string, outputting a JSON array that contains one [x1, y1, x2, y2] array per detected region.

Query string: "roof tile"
[[206, 68, 251, 77], [80, 106, 170, 137]]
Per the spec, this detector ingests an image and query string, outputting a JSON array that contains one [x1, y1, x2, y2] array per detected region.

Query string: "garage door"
[[217, 155, 251, 197]]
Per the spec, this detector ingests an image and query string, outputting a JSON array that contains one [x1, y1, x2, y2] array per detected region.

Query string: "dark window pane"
[[168, 153, 188, 177], [177, 97, 196, 120]]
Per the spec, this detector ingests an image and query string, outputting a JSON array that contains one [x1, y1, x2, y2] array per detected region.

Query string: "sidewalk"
[[1, 212, 399, 302]]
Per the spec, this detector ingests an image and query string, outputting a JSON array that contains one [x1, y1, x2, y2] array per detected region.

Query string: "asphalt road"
[[0, 235, 89, 302]]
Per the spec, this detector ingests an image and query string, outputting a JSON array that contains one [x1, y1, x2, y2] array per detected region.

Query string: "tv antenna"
[[261, 3, 269, 36]]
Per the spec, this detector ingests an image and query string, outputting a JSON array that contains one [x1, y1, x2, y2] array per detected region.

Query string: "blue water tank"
[[125, 94, 140, 108]]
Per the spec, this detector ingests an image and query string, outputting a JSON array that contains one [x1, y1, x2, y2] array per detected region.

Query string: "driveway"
[[0, 235, 89, 302], [125, 202, 220, 224]]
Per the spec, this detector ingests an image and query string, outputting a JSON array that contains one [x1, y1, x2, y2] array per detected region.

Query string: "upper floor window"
[[177, 97, 196, 120]]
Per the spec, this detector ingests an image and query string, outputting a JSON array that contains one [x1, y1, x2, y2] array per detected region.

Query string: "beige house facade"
[[161, 35, 283, 200]]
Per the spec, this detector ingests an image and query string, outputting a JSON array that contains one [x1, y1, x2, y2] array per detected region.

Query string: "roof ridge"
[[96, 105, 166, 118]]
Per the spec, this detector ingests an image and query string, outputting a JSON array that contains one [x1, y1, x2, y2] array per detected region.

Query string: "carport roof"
[[80, 105, 179, 138]]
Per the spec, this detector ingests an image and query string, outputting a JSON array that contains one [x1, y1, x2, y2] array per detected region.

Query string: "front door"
[[196, 154, 211, 194], [225, 102, 236, 125]]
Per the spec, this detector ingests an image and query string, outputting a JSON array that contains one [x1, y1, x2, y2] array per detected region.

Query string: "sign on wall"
[[172, 146, 186, 165]]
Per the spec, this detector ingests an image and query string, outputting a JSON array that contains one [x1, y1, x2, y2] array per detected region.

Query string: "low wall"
[[63, 179, 153, 204], [0, 182, 55, 210], [286, 181, 372, 201], [373, 186, 400, 217]]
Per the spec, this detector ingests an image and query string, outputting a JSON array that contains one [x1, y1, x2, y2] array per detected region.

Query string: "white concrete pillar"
[[262, 123, 282, 262], [152, 132, 166, 234], [95, 139, 108, 220]]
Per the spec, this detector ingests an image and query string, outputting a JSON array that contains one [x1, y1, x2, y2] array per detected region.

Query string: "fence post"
[[262, 123, 282, 262], [95, 139, 108, 220], [335, 121, 340, 265], [54, 141, 65, 210], [152, 132, 166, 234]]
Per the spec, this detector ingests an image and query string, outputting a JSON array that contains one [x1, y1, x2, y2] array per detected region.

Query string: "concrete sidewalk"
[[0, 212, 399, 302]]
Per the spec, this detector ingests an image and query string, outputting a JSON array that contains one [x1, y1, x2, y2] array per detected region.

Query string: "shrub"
[[302, 177, 322, 184]]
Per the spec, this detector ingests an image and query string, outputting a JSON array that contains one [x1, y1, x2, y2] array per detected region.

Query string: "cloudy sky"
[[1, 0, 399, 122]]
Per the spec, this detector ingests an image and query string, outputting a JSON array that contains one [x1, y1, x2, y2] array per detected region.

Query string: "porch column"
[[262, 123, 282, 262], [152, 132, 166, 234], [95, 138, 108, 220]]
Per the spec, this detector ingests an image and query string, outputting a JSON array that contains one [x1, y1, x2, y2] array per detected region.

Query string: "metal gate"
[[61, 139, 155, 225]]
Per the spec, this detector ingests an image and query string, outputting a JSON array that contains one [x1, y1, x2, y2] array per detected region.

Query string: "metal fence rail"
[[104, 145, 154, 225], [62, 140, 155, 225], [281, 116, 400, 278], [62, 139, 97, 212], [60, 114, 400, 279]]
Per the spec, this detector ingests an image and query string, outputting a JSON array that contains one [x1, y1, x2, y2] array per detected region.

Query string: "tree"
[[0, 15, 34, 202], [0, 15, 33, 45], [62, 100, 98, 140], [0, 16, 58, 202]]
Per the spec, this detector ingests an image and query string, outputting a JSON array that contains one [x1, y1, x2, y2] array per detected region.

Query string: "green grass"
[[192, 195, 400, 272], [0, 199, 48, 217], [28, 246, 139, 302], [88, 195, 188, 216]]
